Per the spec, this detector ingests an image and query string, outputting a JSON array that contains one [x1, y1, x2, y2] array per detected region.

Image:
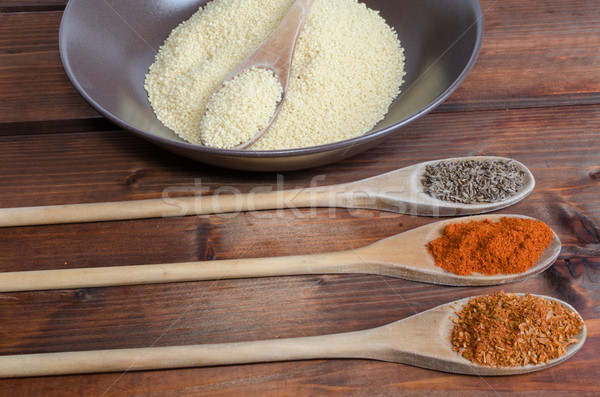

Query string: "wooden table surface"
[[1, 0, 599, 395]]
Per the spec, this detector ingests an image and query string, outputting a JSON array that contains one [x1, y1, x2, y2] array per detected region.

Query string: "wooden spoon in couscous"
[[199, 0, 315, 149], [145, 0, 406, 150]]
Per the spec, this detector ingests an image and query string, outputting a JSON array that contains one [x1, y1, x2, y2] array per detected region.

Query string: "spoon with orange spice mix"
[[0, 292, 584, 377], [0, 214, 560, 292]]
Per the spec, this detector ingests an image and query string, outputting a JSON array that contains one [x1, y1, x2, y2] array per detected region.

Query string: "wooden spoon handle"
[[0, 188, 332, 227], [0, 249, 361, 292], [0, 330, 366, 378], [228, 0, 315, 88]]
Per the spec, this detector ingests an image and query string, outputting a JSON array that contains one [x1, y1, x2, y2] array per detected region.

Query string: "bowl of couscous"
[[59, 0, 483, 171]]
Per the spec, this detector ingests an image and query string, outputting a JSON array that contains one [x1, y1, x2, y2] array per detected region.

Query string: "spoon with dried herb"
[[0, 293, 584, 378], [0, 156, 534, 227], [0, 214, 560, 292]]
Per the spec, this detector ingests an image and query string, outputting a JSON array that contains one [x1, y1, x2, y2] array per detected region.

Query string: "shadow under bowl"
[[59, 0, 483, 171]]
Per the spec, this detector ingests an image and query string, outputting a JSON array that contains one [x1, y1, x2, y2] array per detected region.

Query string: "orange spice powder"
[[450, 291, 584, 367], [427, 217, 555, 275]]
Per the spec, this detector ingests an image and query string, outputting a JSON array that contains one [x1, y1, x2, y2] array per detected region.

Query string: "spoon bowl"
[[0, 294, 584, 377], [319, 156, 535, 217], [0, 214, 561, 292], [358, 213, 561, 286], [349, 294, 586, 376]]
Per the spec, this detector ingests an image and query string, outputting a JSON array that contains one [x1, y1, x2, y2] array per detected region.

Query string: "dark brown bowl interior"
[[59, 0, 483, 171]]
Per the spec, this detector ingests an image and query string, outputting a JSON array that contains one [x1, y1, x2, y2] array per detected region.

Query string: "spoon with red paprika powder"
[[0, 214, 560, 292], [0, 293, 584, 377]]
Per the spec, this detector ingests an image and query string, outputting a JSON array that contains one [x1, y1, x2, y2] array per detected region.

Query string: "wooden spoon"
[[199, 0, 315, 149], [0, 294, 584, 378], [0, 214, 560, 292], [0, 156, 534, 227]]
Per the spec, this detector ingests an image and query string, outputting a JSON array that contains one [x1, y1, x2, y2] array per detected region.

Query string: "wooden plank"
[[1, 0, 599, 127], [0, 272, 593, 394], [443, 0, 600, 111], [0, 118, 118, 137], [0, 2, 64, 12], [1, 104, 598, 221], [0, 0, 64, 6], [0, 12, 98, 124], [0, 129, 597, 394], [0, 128, 595, 387], [0, 105, 598, 280], [0, 220, 595, 394]]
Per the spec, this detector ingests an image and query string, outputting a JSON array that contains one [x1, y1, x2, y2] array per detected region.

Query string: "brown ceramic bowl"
[[59, 0, 483, 171]]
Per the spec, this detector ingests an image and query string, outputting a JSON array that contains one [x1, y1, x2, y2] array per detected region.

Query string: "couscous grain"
[[145, 0, 405, 150], [199, 67, 283, 148]]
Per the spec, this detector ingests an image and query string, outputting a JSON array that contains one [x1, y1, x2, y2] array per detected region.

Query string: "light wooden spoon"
[[0, 294, 585, 378], [0, 214, 560, 292], [199, 0, 315, 149], [0, 156, 534, 227]]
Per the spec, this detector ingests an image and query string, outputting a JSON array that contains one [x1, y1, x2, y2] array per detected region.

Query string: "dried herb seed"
[[422, 159, 526, 204]]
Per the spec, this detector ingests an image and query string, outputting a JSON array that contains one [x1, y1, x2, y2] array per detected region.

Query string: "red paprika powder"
[[427, 217, 555, 275]]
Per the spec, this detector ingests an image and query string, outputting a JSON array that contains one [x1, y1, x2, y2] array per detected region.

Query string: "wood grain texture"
[[443, 0, 600, 111], [0, 105, 598, 394], [0, 12, 99, 124], [1, 105, 598, 216], [0, 0, 599, 395], [0, 0, 64, 6], [0, 1, 64, 13]]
